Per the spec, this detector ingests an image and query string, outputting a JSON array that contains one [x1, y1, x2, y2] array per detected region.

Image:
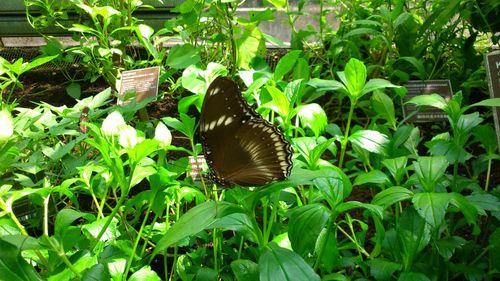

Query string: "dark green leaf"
[[354, 170, 390, 186], [152, 201, 243, 257], [366, 259, 402, 281], [165, 44, 200, 69], [259, 244, 320, 281], [412, 192, 451, 228], [372, 186, 413, 209], [274, 50, 302, 81], [0, 239, 43, 281], [288, 204, 331, 257], [231, 259, 259, 281]]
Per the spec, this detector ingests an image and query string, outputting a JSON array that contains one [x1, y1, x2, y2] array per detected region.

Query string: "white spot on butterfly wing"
[[224, 117, 233, 126]]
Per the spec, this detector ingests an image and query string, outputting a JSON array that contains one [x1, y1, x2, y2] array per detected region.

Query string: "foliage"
[[0, 0, 499, 280]]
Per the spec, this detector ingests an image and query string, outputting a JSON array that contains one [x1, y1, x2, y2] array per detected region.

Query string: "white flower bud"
[[155, 122, 172, 148], [0, 110, 14, 144], [101, 111, 126, 137]]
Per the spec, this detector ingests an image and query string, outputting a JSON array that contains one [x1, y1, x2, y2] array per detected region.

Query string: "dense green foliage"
[[1, 0, 500, 280]]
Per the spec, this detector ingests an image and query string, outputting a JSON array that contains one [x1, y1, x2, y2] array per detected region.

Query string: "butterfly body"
[[199, 77, 293, 186]]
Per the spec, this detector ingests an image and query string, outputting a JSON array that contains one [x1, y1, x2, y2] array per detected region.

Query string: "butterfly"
[[199, 76, 293, 187]]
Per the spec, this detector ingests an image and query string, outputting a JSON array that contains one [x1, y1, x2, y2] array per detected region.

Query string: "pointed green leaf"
[[412, 192, 451, 228]]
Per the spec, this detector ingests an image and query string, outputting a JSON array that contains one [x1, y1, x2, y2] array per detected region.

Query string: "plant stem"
[[89, 194, 127, 250], [339, 101, 356, 168], [264, 193, 279, 243], [485, 157, 492, 191]]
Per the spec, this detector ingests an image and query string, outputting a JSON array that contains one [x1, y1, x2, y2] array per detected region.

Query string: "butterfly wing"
[[200, 77, 292, 186]]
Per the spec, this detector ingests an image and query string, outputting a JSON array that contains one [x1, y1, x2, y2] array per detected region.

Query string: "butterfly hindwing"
[[200, 77, 292, 186]]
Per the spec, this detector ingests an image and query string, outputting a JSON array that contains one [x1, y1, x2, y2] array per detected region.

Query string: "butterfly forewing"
[[200, 77, 293, 187]]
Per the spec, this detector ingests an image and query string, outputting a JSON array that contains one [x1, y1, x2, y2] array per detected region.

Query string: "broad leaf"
[[231, 259, 259, 281], [152, 201, 243, 257], [412, 192, 451, 228], [349, 130, 389, 154], [0, 239, 43, 281], [274, 50, 301, 81], [372, 186, 413, 209], [288, 204, 331, 257], [259, 244, 320, 281], [165, 44, 201, 69]]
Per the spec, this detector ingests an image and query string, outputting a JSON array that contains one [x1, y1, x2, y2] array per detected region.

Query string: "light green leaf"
[[262, 86, 290, 118], [236, 26, 265, 70], [407, 94, 447, 110], [470, 98, 500, 107], [129, 266, 162, 281], [295, 103, 328, 137], [342, 58, 367, 99], [349, 130, 389, 154]]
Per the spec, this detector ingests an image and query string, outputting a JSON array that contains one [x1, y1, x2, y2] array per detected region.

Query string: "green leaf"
[[0, 239, 43, 281], [267, 0, 286, 9], [435, 236, 466, 261], [371, 90, 396, 128], [349, 130, 389, 154], [489, 228, 500, 272], [470, 98, 500, 107], [398, 272, 431, 281], [288, 204, 331, 257], [66, 83, 81, 99], [236, 26, 265, 69], [55, 209, 95, 239], [274, 50, 301, 81], [129, 266, 162, 281], [361, 79, 399, 96], [366, 259, 402, 281], [395, 208, 431, 270], [23, 55, 58, 73], [262, 86, 290, 117], [82, 263, 109, 281], [152, 201, 243, 257], [259, 244, 320, 281], [165, 44, 201, 69], [336, 201, 384, 219], [354, 170, 390, 186], [307, 78, 347, 94], [211, 213, 260, 243], [41, 140, 76, 161], [231, 260, 259, 281], [449, 193, 479, 225], [413, 156, 448, 192], [312, 166, 352, 208], [382, 156, 408, 185], [412, 192, 451, 228], [342, 58, 367, 99], [473, 125, 498, 155], [82, 216, 120, 242], [372, 186, 413, 209], [407, 94, 447, 110], [295, 103, 328, 137]]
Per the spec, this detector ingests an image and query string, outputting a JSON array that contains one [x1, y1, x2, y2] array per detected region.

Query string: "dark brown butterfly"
[[199, 77, 293, 186]]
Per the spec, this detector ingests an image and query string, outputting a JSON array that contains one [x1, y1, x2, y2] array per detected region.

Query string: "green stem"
[[264, 193, 279, 243], [46, 236, 83, 279], [123, 198, 155, 279], [485, 157, 492, 192], [339, 101, 356, 168], [89, 194, 127, 250]]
